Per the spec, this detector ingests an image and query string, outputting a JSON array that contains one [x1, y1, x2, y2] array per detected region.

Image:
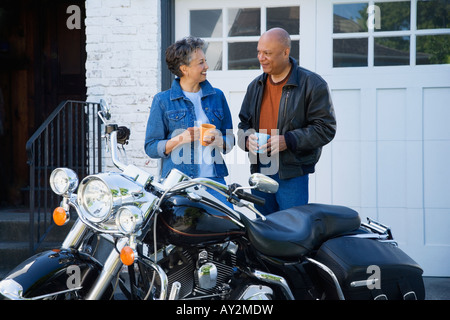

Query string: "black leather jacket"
[[238, 58, 336, 179]]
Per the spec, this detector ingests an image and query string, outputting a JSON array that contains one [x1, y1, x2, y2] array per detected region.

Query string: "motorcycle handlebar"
[[109, 130, 127, 171], [228, 183, 266, 207], [105, 124, 131, 171], [116, 126, 130, 145], [233, 189, 266, 207], [106, 125, 268, 220]]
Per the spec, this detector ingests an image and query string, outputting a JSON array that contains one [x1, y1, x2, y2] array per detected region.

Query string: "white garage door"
[[175, 0, 450, 276], [175, 0, 316, 187]]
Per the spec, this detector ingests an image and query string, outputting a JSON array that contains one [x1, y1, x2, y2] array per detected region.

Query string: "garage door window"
[[190, 6, 300, 70], [332, 0, 450, 68]]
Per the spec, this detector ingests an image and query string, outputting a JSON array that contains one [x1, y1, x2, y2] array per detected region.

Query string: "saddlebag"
[[314, 236, 425, 300]]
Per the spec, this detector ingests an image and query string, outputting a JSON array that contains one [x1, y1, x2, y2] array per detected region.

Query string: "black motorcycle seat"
[[239, 203, 361, 258]]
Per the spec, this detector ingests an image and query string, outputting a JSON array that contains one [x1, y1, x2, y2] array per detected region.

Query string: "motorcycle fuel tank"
[[158, 194, 244, 246]]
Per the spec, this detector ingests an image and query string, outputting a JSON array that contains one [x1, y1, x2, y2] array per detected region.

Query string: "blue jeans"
[[251, 173, 309, 215]]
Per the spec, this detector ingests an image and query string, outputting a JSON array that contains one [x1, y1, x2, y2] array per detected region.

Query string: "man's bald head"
[[260, 28, 291, 50], [257, 28, 292, 79]]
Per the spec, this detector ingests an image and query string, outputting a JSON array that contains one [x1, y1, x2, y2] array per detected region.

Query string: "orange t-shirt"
[[259, 70, 291, 134]]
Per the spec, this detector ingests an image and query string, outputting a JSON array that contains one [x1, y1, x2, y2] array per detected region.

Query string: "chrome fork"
[[60, 219, 126, 300], [61, 219, 88, 250], [85, 237, 128, 300]]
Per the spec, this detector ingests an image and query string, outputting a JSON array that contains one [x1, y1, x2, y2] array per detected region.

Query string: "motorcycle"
[[0, 100, 425, 300]]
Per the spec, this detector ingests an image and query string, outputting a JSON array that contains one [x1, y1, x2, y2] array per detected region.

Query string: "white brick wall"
[[85, 0, 161, 174]]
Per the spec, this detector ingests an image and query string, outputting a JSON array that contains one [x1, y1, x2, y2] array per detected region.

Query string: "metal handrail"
[[26, 100, 103, 253]]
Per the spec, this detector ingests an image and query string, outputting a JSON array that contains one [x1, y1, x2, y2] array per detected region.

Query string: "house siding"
[[85, 0, 161, 172]]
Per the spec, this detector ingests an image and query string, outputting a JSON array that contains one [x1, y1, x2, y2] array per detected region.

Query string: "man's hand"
[[267, 135, 287, 155], [246, 134, 259, 155], [247, 134, 287, 155]]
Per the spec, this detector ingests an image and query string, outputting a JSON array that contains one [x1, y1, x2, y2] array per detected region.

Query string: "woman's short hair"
[[165, 36, 205, 77]]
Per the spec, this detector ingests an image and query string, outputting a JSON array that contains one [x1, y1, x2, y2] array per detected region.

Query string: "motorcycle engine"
[[158, 242, 238, 299]]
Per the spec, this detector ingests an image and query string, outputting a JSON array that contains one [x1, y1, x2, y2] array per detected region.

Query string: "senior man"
[[238, 28, 336, 215]]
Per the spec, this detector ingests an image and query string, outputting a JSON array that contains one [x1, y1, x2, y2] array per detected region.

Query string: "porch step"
[[0, 241, 62, 278], [0, 208, 74, 278], [0, 210, 73, 242]]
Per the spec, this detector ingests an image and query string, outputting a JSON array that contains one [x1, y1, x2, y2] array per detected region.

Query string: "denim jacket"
[[145, 79, 234, 179]]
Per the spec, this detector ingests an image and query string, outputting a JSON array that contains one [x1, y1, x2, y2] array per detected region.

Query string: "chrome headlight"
[[78, 177, 113, 223], [116, 206, 144, 235], [49, 168, 78, 195], [77, 173, 146, 224]]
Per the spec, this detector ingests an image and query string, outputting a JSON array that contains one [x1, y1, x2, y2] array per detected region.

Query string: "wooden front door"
[[0, 0, 86, 207]]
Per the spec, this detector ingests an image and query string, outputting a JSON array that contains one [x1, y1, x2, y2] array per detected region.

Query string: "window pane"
[[333, 3, 369, 33], [204, 42, 222, 70], [228, 42, 259, 70], [374, 2, 410, 32], [228, 8, 260, 37], [417, 0, 450, 29], [333, 38, 368, 67], [267, 6, 300, 35], [291, 40, 300, 64], [190, 10, 223, 38], [416, 35, 450, 65], [374, 36, 410, 66]]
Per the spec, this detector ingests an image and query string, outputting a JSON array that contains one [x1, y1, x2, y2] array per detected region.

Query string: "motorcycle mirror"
[[249, 173, 279, 194], [99, 99, 111, 122]]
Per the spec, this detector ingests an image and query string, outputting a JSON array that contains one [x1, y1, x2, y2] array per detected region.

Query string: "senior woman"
[[145, 36, 234, 205]]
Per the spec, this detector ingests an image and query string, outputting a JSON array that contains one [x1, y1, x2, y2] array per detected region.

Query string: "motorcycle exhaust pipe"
[[251, 270, 295, 300]]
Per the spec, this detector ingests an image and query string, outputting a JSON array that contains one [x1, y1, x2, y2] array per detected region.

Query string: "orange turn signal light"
[[120, 246, 135, 266], [53, 207, 69, 226]]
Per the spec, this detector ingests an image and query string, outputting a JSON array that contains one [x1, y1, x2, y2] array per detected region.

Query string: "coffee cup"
[[254, 132, 270, 153], [200, 123, 216, 146]]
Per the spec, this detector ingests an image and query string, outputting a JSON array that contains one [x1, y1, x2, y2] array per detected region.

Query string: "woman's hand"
[[165, 127, 200, 155], [202, 129, 224, 148], [179, 127, 200, 144]]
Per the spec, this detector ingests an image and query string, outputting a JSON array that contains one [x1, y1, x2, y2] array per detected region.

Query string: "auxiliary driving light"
[[116, 206, 144, 235], [50, 168, 79, 195]]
